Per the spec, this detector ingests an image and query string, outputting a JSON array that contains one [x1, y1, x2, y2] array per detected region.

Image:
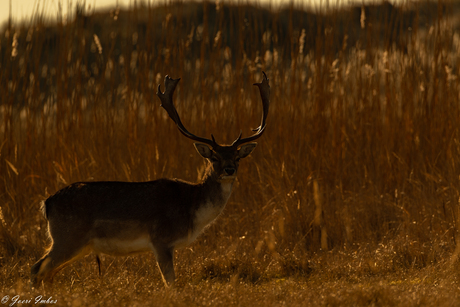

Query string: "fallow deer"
[[30, 72, 270, 288]]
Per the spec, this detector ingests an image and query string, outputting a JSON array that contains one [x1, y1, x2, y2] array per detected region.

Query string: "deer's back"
[[44, 179, 202, 222]]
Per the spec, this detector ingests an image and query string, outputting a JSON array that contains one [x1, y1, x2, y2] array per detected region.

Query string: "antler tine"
[[157, 76, 216, 148], [231, 72, 270, 148]]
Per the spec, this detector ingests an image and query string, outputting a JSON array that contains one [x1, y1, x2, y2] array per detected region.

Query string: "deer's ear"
[[238, 143, 257, 159], [194, 143, 213, 158]]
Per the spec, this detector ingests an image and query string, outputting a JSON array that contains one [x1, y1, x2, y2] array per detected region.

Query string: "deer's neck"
[[173, 171, 235, 249], [199, 164, 235, 207]]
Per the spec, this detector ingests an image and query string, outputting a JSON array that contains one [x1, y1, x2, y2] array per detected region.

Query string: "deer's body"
[[31, 73, 270, 288], [45, 177, 229, 252]]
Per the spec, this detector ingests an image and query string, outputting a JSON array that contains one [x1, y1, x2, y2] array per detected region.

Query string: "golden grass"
[[1, 0, 460, 305]]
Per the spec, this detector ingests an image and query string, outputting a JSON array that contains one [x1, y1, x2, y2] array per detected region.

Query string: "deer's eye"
[[211, 157, 219, 163]]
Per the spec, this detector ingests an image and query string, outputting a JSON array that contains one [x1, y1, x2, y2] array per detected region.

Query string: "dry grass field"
[[2, 0, 460, 305]]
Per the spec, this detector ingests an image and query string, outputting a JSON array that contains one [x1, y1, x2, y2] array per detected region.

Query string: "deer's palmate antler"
[[157, 71, 270, 149]]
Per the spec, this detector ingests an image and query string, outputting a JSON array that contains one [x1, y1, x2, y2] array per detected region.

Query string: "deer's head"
[[157, 72, 270, 181]]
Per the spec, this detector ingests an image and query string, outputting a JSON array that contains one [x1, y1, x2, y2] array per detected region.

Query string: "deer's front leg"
[[153, 244, 175, 287]]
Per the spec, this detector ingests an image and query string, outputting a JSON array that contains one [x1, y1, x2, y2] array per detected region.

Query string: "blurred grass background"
[[1, 0, 460, 305]]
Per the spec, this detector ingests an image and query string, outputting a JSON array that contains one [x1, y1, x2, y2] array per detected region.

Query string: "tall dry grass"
[[1, 0, 460, 305]]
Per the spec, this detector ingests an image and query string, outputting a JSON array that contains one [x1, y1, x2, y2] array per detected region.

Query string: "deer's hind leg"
[[31, 224, 92, 288]]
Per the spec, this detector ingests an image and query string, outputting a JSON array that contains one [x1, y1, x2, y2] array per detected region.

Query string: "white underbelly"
[[92, 235, 153, 256]]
